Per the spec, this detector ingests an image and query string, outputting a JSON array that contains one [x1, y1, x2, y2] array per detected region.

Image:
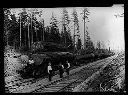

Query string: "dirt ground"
[[86, 53, 125, 92]]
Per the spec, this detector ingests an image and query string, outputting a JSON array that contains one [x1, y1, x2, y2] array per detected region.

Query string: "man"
[[27, 57, 35, 77], [29, 57, 35, 68], [29, 57, 34, 65], [20, 54, 29, 67], [59, 63, 64, 78], [65, 60, 70, 75], [29, 57, 35, 64], [47, 62, 53, 81]]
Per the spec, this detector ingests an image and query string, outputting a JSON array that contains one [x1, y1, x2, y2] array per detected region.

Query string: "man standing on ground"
[[65, 60, 70, 75], [59, 62, 64, 78], [47, 62, 53, 81], [27, 57, 35, 76]]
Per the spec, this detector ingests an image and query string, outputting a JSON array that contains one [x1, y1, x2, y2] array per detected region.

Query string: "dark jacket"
[[59, 65, 64, 73]]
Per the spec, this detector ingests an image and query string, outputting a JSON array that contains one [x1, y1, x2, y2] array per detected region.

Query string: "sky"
[[9, 5, 124, 52]]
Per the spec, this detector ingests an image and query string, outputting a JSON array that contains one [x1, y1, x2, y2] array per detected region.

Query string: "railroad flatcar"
[[20, 42, 114, 79], [20, 51, 75, 78], [73, 53, 95, 65]]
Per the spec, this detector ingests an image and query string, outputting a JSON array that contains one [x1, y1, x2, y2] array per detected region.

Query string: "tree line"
[[4, 8, 99, 54]]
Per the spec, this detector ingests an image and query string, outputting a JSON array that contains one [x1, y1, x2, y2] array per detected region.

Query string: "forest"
[[4, 8, 111, 55]]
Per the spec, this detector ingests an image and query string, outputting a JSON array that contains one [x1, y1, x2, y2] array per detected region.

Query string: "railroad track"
[[8, 54, 117, 93], [5, 78, 36, 92], [31, 55, 117, 93]]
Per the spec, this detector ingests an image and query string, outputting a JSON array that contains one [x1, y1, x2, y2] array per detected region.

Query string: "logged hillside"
[[73, 52, 125, 92]]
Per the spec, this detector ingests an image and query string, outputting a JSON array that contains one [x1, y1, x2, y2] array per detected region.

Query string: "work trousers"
[[66, 68, 70, 75], [59, 70, 64, 78], [48, 70, 52, 81]]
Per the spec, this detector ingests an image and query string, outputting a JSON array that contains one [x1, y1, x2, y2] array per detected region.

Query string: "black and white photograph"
[[4, 5, 125, 93]]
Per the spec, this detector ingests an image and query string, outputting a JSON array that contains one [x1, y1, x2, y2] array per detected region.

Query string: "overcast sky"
[[10, 5, 124, 51]]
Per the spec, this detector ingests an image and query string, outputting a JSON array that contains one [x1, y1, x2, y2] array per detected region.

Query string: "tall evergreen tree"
[[4, 9, 20, 48], [20, 8, 29, 47], [61, 8, 73, 48], [28, 8, 41, 44], [44, 26, 50, 42], [49, 12, 61, 44], [81, 8, 95, 54], [38, 18, 44, 42], [81, 8, 90, 49], [85, 27, 95, 54], [72, 8, 81, 50], [77, 38, 82, 50], [4, 9, 12, 46]]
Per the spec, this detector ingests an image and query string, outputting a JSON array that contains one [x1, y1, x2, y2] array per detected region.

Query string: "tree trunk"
[[83, 9, 86, 50], [28, 18, 30, 49], [31, 14, 33, 46], [74, 21, 75, 53], [20, 15, 22, 47]]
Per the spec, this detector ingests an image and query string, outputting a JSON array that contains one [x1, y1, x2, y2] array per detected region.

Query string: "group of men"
[[27, 57, 71, 82], [47, 61, 70, 81]]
